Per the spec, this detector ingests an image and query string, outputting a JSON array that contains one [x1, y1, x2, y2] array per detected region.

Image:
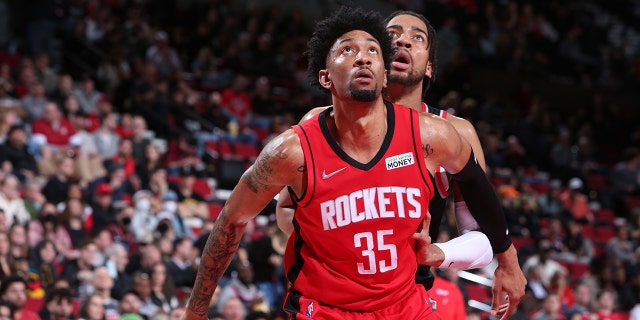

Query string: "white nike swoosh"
[[321, 167, 347, 179]]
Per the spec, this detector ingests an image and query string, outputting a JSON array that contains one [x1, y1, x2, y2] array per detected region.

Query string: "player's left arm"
[[426, 114, 525, 319]]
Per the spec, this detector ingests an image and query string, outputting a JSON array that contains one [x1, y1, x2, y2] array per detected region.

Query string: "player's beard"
[[388, 67, 423, 86], [350, 86, 377, 102]]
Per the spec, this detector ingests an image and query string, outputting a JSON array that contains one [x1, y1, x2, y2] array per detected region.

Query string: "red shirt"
[[220, 88, 251, 121], [429, 275, 467, 320], [31, 118, 77, 146], [284, 102, 433, 311]]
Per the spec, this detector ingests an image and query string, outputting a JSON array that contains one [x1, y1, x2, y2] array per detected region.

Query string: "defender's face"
[[386, 14, 432, 86], [320, 30, 387, 102]]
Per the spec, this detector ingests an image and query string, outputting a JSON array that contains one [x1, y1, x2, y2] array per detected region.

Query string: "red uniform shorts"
[[285, 284, 442, 320]]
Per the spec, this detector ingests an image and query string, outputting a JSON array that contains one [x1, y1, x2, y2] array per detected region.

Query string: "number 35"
[[354, 230, 398, 274]]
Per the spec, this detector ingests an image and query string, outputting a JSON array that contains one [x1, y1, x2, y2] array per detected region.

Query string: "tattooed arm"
[[184, 129, 304, 320]]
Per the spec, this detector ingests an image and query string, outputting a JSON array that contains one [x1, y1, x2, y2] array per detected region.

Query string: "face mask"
[[121, 217, 132, 226], [163, 201, 177, 213], [135, 199, 151, 212]]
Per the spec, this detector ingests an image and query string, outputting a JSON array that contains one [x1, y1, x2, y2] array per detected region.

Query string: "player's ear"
[[319, 70, 331, 89], [382, 70, 387, 89], [425, 61, 433, 78]]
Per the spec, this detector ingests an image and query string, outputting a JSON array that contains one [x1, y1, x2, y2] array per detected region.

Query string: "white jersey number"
[[354, 230, 398, 274]]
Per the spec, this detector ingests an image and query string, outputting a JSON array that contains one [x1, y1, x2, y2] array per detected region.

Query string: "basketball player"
[[275, 10, 526, 320], [185, 6, 507, 319]]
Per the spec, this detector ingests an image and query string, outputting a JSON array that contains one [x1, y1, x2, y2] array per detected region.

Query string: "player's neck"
[[386, 82, 423, 111], [330, 98, 387, 161]]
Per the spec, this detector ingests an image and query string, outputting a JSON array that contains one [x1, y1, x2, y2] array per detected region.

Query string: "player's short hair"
[[306, 6, 393, 91]]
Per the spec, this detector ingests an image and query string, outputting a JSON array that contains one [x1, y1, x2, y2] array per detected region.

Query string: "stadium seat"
[[464, 282, 492, 304]]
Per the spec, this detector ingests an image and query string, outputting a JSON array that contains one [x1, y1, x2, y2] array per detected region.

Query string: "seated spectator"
[[108, 139, 135, 178], [28, 203, 72, 253], [31, 102, 76, 147], [217, 260, 269, 315], [41, 156, 74, 206], [38, 287, 74, 320], [91, 112, 120, 160], [27, 239, 59, 296], [0, 231, 13, 279], [0, 124, 38, 181], [135, 143, 163, 190], [0, 275, 39, 320], [523, 240, 568, 287], [71, 75, 102, 115], [0, 300, 15, 320], [149, 262, 178, 314], [565, 282, 593, 318], [77, 293, 105, 320], [117, 290, 142, 316], [531, 292, 565, 320], [8, 223, 29, 278], [129, 116, 151, 166], [57, 197, 88, 252], [20, 82, 47, 122], [22, 179, 47, 220], [90, 267, 119, 320], [88, 183, 116, 230], [605, 223, 635, 264], [165, 237, 197, 289], [593, 289, 626, 320], [60, 240, 97, 299], [104, 243, 131, 299], [106, 206, 137, 257], [0, 174, 30, 226], [559, 177, 593, 223], [219, 296, 245, 320], [131, 270, 159, 318], [156, 191, 193, 240], [130, 190, 160, 244], [548, 270, 574, 310], [560, 219, 594, 263]]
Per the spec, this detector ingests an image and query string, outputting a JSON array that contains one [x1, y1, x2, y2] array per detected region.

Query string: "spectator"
[[22, 179, 47, 220], [523, 240, 568, 287], [57, 198, 88, 251], [129, 116, 151, 166], [117, 290, 142, 316], [106, 206, 137, 257], [41, 156, 74, 206], [104, 243, 131, 300], [145, 31, 182, 81], [165, 237, 197, 289], [89, 183, 115, 229], [148, 262, 178, 314], [130, 190, 159, 244], [428, 270, 467, 320], [77, 293, 105, 320], [0, 300, 15, 320], [33, 54, 57, 95], [91, 228, 113, 267], [219, 296, 245, 320], [0, 174, 30, 226], [31, 102, 76, 147], [605, 223, 635, 264], [108, 139, 135, 178], [0, 275, 40, 320], [559, 177, 593, 223], [131, 270, 159, 318], [92, 112, 120, 160], [38, 287, 75, 320], [48, 75, 74, 110], [8, 223, 29, 277], [0, 231, 12, 278], [90, 267, 119, 320], [20, 82, 47, 122], [28, 239, 59, 294], [565, 282, 593, 318], [531, 292, 565, 320], [60, 240, 97, 299], [0, 125, 38, 180], [560, 219, 594, 263], [71, 76, 102, 115], [135, 144, 163, 190], [217, 260, 268, 315]]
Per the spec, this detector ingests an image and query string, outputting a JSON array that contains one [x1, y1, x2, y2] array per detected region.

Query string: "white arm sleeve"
[[455, 201, 480, 233], [433, 231, 493, 270]]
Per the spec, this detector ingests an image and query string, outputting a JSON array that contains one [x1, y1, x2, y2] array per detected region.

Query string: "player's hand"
[[491, 244, 526, 319], [412, 212, 432, 264]]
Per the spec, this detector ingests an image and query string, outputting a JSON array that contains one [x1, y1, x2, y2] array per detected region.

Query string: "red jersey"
[[284, 102, 433, 312]]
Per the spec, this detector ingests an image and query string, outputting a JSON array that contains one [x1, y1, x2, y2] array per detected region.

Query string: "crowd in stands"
[[0, 0, 638, 319]]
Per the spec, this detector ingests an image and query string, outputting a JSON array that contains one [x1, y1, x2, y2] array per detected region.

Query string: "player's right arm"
[[275, 106, 329, 236], [185, 129, 304, 320]]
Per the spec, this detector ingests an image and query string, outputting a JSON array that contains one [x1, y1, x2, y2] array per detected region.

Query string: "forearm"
[[430, 231, 493, 269], [186, 213, 245, 318], [453, 152, 512, 253]]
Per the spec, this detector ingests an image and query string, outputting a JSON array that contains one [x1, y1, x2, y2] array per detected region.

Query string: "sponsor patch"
[[385, 152, 415, 170]]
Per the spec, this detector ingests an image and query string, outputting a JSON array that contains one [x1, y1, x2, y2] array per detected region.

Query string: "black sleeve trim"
[[452, 151, 512, 253]]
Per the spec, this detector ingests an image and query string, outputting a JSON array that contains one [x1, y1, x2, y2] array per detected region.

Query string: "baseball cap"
[[96, 183, 113, 195]]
